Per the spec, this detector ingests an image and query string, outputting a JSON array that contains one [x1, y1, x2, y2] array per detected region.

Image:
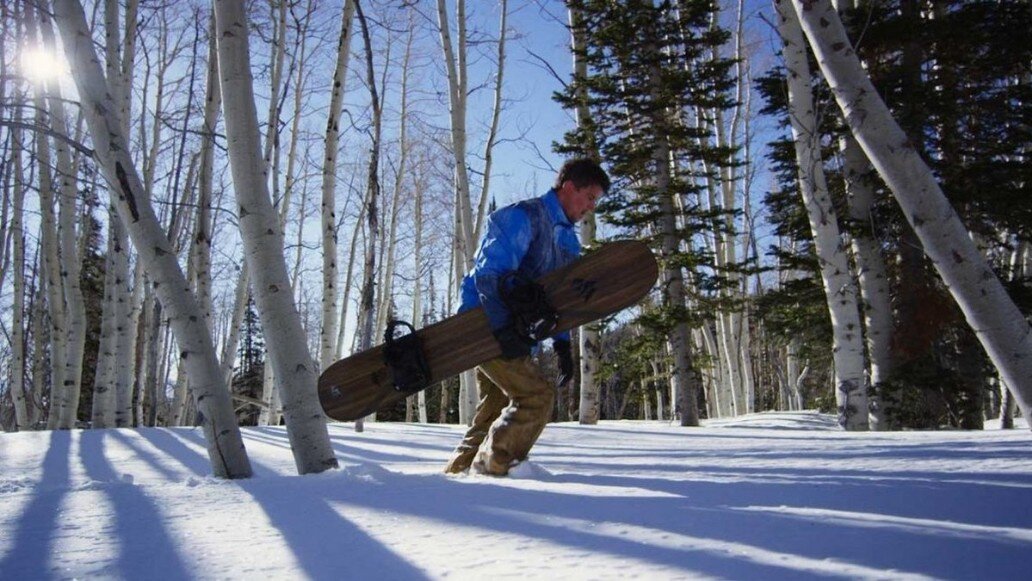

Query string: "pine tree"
[[557, 0, 738, 424]]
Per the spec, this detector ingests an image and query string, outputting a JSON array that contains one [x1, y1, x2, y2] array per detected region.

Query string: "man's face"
[[557, 180, 604, 223]]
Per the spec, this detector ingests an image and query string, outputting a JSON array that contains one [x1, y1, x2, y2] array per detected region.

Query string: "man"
[[444, 158, 610, 476]]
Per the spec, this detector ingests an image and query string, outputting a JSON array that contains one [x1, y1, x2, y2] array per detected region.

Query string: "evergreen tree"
[[556, 0, 739, 421]]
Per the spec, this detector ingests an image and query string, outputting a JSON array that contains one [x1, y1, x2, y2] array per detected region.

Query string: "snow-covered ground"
[[1, 412, 1030, 580]]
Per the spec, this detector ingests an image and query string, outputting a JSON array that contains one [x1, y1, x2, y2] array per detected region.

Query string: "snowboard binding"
[[382, 320, 432, 394], [500, 272, 559, 342]]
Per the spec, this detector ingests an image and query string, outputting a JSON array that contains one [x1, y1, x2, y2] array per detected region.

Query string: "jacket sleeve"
[[472, 206, 533, 331]]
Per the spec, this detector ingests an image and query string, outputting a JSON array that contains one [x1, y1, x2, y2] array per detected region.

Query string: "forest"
[[0, 0, 1029, 478]]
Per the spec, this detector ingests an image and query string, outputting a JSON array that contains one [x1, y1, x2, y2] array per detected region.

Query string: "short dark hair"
[[555, 157, 610, 194]]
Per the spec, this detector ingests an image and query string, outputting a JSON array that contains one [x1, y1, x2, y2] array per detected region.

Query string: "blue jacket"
[[459, 189, 580, 344]]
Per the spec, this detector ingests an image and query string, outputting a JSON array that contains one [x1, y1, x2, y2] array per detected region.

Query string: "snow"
[[2, 412, 1030, 580]]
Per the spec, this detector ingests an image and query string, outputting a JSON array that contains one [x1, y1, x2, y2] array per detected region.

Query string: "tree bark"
[[791, 0, 1032, 427], [567, 2, 601, 425], [40, 9, 87, 429], [212, 0, 338, 472], [776, 0, 868, 430], [319, 0, 356, 371], [841, 134, 893, 429], [32, 90, 68, 431], [10, 111, 30, 429]]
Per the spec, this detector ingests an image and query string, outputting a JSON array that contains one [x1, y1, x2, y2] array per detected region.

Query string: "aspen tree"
[[319, 0, 356, 371], [351, 0, 383, 432], [40, 8, 87, 428], [775, 0, 868, 430], [212, 0, 338, 472], [567, 1, 602, 424], [32, 84, 68, 430], [11, 115, 30, 429], [172, 19, 221, 427], [435, 0, 477, 424]]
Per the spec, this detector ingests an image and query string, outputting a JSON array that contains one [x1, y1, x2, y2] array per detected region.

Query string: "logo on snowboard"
[[571, 278, 598, 302]]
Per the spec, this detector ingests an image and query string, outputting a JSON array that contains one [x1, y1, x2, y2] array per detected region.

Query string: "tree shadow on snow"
[[77, 430, 192, 580], [0, 430, 72, 578], [151, 428, 430, 580], [136, 425, 1032, 580], [322, 427, 1032, 579]]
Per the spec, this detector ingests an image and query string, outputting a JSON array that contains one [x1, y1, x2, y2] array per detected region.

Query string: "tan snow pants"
[[443, 356, 555, 476]]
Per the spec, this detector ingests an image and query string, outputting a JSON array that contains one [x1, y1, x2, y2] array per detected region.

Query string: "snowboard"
[[318, 239, 659, 422]]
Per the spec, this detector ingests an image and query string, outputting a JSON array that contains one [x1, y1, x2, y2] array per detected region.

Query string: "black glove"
[[493, 325, 535, 360], [554, 339, 574, 387]]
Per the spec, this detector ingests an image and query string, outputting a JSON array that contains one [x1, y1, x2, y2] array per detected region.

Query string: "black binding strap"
[[499, 272, 559, 342], [382, 320, 432, 394]]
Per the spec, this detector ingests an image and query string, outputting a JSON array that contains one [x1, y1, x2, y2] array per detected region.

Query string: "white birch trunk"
[[53, 0, 252, 477], [411, 147, 428, 423], [437, 0, 479, 424], [436, 0, 475, 264], [473, 0, 507, 240], [841, 135, 893, 429], [10, 118, 30, 429], [646, 49, 699, 426], [335, 186, 368, 360], [775, 0, 868, 430], [577, 214, 602, 425], [376, 22, 414, 341], [352, 0, 384, 432], [41, 13, 87, 429], [91, 207, 119, 428], [568, 2, 602, 425], [319, 0, 356, 371], [263, 0, 287, 181], [33, 100, 68, 431], [376, 184, 402, 336], [791, 0, 1032, 426], [103, 0, 136, 430], [172, 25, 221, 427], [219, 261, 250, 387], [193, 23, 220, 336], [112, 220, 134, 428], [213, 0, 338, 473]]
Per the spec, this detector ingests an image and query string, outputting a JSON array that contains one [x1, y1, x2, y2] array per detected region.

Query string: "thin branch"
[[523, 49, 567, 89], [0, 119, 94, 157]]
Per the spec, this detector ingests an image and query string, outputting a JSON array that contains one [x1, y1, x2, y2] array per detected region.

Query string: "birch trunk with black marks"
[[213, 0, 338, 472], [42, 9, 87, 429], [171, 22, 221, 427], [436, 0, 478, 424], [791, 0, 1032, 427], [841, 134, 893, 429], [568, 3, 601, 425], [101, 0, 137, 430], [776, 0, 868, 430], [53, 0, 251, 477], [352, 0, 383, 432], [319, 0, 356, 371], [10, 117, 30, 429], [32, 90, 68, 431]]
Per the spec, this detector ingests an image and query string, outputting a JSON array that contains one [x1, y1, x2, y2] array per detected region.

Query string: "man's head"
[[554, 157, 610, 223]]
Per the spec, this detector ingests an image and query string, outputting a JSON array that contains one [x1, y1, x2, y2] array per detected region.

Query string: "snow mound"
[[507, 460, 552, 479]]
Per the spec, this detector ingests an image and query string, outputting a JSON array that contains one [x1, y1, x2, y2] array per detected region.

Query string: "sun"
[[21, 47, 66, 84]]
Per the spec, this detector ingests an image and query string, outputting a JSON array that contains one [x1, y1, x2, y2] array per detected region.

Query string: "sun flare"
[[21, 48, 66, 83]]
